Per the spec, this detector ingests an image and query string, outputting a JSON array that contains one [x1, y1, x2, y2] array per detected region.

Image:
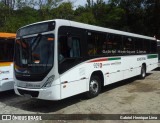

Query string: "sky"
[[64, 0, 109, 8], [72, 0, 96, 7]]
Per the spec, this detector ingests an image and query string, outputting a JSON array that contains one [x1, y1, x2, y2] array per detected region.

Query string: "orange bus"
[[0, 33, 16, 91]]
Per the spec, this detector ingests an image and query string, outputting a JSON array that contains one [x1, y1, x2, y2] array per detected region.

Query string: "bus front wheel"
[[86, 76, 101, 99]]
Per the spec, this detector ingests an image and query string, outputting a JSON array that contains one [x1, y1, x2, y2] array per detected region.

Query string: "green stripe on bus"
[[108, 57, 121, 61], [147, 54, 158, 59]]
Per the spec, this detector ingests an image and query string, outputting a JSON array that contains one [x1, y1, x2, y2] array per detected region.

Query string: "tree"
[[3, 7, 39, 32], [0, 1, 13, 32], [0, 0, 159, 38], [74, 11, 96, 25], [37, 0, 63, 20], [108, 0, 148, 34], [51, 2, 74, 20], [144, 0, 160, 38]]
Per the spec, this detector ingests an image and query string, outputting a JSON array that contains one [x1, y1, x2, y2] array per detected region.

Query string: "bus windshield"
[[14, 34, 54, 75], [0, 38, 14, 62]]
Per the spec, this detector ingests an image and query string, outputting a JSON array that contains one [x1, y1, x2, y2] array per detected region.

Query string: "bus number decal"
[[137, 57, 146, 61], [93, 63, 102, 68]]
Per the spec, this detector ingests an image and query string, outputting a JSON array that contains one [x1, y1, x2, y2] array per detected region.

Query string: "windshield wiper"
[[19, 37, 29, 68], [31, 34, 42, 52]]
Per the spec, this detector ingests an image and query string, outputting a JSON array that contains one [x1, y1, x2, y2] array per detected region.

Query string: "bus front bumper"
[[0, 79, 14, 91], [14, 85, 61, 100]]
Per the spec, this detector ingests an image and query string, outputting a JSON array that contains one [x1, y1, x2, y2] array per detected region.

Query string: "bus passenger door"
[[58, 30, 87, 99]]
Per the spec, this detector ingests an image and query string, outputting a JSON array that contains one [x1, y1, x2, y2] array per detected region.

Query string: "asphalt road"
[[0, 68, 160, 123]]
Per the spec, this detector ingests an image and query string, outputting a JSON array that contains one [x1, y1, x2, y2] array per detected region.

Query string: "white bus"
[[14, 19, 158, 100], [0, 33, 16, 91]]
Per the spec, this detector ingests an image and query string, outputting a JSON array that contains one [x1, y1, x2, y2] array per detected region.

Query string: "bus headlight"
[[42, 75, 55, 88]]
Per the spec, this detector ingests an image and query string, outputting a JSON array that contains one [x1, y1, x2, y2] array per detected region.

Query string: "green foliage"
[[52, 2, 74, 20], [0, 0, 159, 38], [74, 12, 96, 25]]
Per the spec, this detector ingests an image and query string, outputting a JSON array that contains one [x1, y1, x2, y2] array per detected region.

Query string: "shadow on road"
[[0, 89, 86, 113], [0, 73, 152, 113], [102, 73, 152, 93], [154, 67, 160, 71], [0, 90, 17, 100]]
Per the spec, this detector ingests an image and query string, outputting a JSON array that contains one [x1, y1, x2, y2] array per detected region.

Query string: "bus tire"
[[140, 65, 146, 79], [86, 75, 101, 99]]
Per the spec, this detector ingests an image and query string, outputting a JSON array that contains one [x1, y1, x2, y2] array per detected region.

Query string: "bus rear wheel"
[[86, 76, 101, 99], [140, 65, 146, 79]]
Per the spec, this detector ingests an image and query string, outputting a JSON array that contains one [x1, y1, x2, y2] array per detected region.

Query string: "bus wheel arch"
[[86, 71, 104, 98], [140, 63, 146, 79]]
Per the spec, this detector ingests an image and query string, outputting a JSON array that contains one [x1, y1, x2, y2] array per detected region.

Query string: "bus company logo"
[[93, 63, 102, 68], [2, 115, 11, 120]]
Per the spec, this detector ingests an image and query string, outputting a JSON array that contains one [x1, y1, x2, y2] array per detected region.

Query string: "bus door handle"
[[80, 77, 86, 80]]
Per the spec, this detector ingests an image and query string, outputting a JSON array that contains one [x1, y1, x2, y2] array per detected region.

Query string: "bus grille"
[[17, 89, 39, 97]]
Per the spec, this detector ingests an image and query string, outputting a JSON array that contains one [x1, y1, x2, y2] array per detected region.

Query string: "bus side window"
[[111, 34, 123, 55], [58, 35, 68, 61], [59, 35, 81, 61], [106, 34, 113, 55], [143, 39, 151, 53], [87, 31, 105, 56], [122, 36, 135, 54], [67, 36, 81, 58], [135, 38, 144, 54], [150, 40, 157, 53], [87, 32, 96, 56]]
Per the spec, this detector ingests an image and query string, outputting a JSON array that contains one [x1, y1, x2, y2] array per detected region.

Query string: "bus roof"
[[0, 32, 16, 38], [18, 19, 155, 40]]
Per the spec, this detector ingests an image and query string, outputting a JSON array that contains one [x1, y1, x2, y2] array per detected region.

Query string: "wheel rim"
[[90, 80, 99, 94]]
